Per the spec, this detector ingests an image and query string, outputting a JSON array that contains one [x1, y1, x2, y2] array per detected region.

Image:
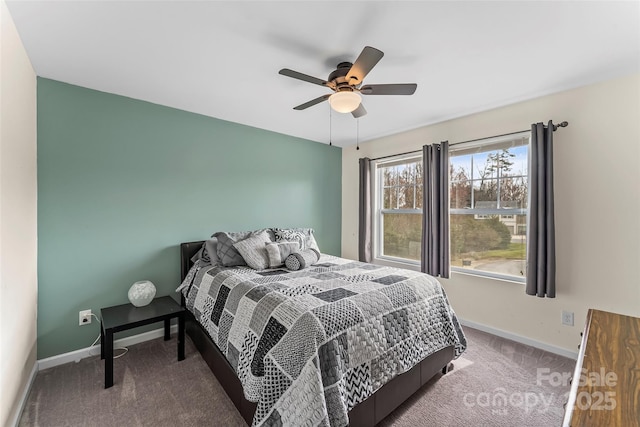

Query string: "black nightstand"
[[100, 296, 185, 388]]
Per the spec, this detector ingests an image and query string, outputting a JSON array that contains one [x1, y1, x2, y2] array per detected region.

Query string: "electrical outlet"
[[561, 310, 574, 326], [79, 309, 92, 326]]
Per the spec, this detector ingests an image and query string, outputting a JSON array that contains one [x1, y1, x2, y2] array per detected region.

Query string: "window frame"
[[370, 131, 531, 283], [449, 131, 530, 283], [373, 153, 423, 270]]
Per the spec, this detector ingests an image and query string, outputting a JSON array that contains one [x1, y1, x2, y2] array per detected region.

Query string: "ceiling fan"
[[279, 46, 417, 118]]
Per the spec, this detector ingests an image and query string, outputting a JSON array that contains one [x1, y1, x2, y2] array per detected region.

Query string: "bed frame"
[[180, 241, 454, 426]]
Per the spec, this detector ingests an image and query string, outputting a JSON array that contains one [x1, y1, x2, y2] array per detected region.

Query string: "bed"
[[178, 235, 466, 427]]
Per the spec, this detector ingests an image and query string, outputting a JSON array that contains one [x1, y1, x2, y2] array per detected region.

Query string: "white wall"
[[342, 74, 640, 354], [0, 1, 37, 425]]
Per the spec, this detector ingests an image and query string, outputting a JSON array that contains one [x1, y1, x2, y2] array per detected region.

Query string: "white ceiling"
[[6, 1, 640, 147]]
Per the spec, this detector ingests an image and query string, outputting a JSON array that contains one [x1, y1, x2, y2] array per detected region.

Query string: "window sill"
[[451, 267, 525, 284], [372, 256, 421, 272], [372, 257, 526, 285]]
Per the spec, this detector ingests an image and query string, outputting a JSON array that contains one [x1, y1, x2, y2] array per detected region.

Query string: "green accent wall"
[[37, 78, 342, 359]]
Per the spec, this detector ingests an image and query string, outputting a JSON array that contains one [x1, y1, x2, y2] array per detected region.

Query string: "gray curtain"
[[526, 122, 556, 297], [421, 142, 450, 278], [358, 157, 372, 262]]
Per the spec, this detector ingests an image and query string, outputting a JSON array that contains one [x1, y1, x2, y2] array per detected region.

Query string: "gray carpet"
[[19, 327, 575, 426], [379, 328, 575, 426]]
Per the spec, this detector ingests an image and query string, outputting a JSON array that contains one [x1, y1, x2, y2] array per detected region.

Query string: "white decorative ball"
[[128, 280, 156, 307]]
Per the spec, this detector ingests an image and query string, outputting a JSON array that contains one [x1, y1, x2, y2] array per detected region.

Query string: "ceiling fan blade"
[[360, 83, 417, 95], [293, 94, 331, 110], [351, 103, 367, 118], [346, 46, 384, 85], [279, 68, 328, 86]]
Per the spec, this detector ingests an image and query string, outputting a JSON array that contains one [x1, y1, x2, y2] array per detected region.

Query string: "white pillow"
[[273, 227, 320, 252], [265, 242, 300, 268]]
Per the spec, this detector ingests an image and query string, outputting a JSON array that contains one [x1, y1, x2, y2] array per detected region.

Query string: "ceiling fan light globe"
[[329, 91, 362, 113]]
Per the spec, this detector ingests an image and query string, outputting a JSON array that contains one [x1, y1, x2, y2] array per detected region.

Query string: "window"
[[450, 132, 529, 281], [372, 132, 530, 282], [374, 155, 423, 264]]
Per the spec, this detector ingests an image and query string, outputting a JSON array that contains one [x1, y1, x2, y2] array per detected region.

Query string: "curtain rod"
[[368, 121, 568, 162]]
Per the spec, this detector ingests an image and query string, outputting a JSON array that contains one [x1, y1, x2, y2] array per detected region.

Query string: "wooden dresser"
[[562, 309, 640, 426]]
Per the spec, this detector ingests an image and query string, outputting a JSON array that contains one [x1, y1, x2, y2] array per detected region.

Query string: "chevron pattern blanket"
[[180, 254, 466, 427]]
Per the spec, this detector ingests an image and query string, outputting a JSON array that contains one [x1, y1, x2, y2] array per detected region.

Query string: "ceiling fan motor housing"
[[328, 62, 356, 90]]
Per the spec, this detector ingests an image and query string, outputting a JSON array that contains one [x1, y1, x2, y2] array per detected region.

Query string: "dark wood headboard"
[[180, 241, 205, 282]]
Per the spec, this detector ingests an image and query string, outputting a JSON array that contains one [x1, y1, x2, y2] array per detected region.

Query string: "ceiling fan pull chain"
[[356, 119, 360, 150], [329, 105, 332, 146]]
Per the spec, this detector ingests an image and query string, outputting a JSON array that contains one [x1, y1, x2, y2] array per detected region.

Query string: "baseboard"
[[9, 360, 38, 427], [38, 324, 179, 371], [459, 318, 579, 360]]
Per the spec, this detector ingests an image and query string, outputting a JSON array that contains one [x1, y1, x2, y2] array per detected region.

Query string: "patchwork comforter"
[[179, 255, 467, 427]]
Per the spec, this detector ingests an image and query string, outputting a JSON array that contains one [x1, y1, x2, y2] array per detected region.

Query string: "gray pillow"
[[190, 238, 220, 266], [204, 238, 220, 266], [265, 241, 300, 268], [233, 231, 272, 270], [213, 228, 274, 242], [213, 232, 247, 267], [190, 247, 205, 264], [191, 237, 220, 266], [212, 229, 275, 267], [285, 248, 320, 271]]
